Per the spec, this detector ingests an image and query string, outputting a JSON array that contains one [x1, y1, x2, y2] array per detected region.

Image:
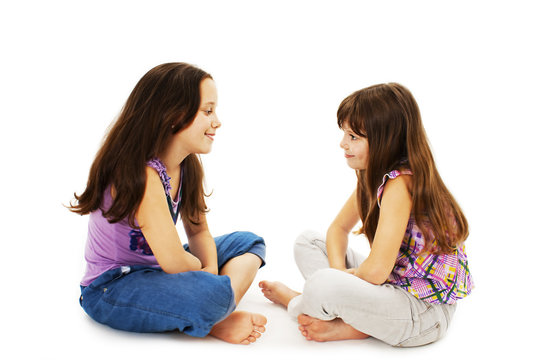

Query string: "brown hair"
[[337, 83, 468, 254], [69, 63, 211, 226]]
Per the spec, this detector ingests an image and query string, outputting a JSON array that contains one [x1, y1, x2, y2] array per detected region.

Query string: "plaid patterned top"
[[378, 169, 474, 304]]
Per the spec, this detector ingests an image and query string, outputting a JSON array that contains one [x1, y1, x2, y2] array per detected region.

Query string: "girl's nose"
[[212, 117, 221, 128]]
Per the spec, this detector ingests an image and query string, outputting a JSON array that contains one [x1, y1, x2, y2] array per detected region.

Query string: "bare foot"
[[297, 314, 369, 342], [209, 311, 267, 345], [259, 280, 300, 307]]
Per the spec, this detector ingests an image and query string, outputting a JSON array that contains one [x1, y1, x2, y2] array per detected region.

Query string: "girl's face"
[[340, 122, 369, 170], [172, 78, 220, 155]]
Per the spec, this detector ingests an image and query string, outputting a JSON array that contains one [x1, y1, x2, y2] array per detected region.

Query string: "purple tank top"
[[80, 158, 181, 286]]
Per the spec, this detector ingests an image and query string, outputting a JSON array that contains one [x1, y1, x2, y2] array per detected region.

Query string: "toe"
[[255, 325, 266, 333], [252, 313, 268, 326], [297, 314, 312, 325]]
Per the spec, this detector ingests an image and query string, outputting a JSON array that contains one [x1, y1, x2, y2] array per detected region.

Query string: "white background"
[[1, 0, 539, 358]]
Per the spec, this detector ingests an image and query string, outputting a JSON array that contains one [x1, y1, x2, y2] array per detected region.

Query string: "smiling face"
[[171, 78, 220, 156], [340, 121, 369, 170]]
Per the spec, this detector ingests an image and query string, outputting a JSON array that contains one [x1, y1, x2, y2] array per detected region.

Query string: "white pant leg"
[[294, 230, 364, 279]]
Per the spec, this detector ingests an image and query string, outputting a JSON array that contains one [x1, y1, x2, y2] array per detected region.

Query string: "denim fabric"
[[188, 231, 266, 269], [80, 231, 265, 337]]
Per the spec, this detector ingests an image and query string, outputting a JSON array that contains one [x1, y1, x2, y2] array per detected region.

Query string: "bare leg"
[[297, 314, 369, 342], [210, 253, 267, 345], [221, 253, 262, 305], [259, 280, 300, 307]]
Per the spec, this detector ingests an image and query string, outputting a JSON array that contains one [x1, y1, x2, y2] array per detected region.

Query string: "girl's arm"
[[183, 215, 219, 275], [136, 167, 202, 274], [326, 190, 361, 271], [352, 175, 412, 285]]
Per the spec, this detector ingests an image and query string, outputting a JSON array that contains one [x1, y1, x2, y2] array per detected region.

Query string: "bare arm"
[[136, 167, 202, 274], [352, 175, 412, 285], [326, 190, 361, 271], [183, 215, 219, 275]]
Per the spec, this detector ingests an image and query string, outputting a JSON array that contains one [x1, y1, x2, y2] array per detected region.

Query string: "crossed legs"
[[259, 280, 369, 342], [259, 230, 369, 342]]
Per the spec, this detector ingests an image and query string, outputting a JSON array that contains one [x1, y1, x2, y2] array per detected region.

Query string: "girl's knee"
[[232, 230, 261, 240], [294, 230, 324, 254], [303, 268, 348, 300], [304, 268, 377, 303], [215, 231, 266, 268], [295, 230, 322, 244], [233, 231, 266, 264], [219, 231, 265, 247]]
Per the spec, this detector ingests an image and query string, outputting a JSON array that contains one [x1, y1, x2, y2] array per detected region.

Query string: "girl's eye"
[[350, 132, 367, 140], [205, 109, 213, 115]]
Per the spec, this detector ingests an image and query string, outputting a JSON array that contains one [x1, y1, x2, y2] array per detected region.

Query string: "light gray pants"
[[287, 230, 456, 347]]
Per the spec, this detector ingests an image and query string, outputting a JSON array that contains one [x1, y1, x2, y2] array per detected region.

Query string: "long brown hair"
[[69, 63, 211, 226], [337, 83, 468, 254]]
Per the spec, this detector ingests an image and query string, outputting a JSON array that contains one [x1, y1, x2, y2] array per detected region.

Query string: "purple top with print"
[[80, 158, 181, 286]]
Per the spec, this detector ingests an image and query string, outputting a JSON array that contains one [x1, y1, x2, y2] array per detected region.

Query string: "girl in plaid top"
[[260, 83, 473, 347]]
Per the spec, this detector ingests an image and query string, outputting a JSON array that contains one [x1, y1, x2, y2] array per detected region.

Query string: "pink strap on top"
[[376, 169, 413, 207]]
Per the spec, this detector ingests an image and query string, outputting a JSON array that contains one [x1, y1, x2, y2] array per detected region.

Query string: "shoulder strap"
[[376, 169, 413, 207], [146, 158, 179, 223]]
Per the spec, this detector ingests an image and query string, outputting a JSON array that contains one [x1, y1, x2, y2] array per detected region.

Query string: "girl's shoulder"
[[146, 158, 172, 196], [377, 169, 413, 207]]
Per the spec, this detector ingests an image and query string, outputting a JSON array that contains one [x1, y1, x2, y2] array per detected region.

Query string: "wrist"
[[328, 258, 347, 271]]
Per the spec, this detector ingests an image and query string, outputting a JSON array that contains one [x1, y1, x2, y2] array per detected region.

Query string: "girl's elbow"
[[361, 268, 390, 285]]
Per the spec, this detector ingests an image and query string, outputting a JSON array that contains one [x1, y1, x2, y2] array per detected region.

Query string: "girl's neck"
[[159, 135, 193, 174], [159, 148, 189, 175]]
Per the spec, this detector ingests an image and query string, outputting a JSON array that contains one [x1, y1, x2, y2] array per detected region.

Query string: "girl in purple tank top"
[[69, 63, 266, 344]]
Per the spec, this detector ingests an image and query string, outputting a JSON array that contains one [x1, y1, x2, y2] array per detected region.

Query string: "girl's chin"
[[194, 147, 213, 155], [346, 161, 366, 171]]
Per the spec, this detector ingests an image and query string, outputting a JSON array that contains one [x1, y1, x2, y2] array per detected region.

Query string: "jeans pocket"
[[396, 321, 441, 347]]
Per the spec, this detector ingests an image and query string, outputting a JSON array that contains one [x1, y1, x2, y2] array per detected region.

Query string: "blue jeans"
[[79, 231, 265, 337]]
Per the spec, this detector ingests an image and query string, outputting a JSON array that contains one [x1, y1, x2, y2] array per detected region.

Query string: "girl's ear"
[[171, 111, 188, 134]]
